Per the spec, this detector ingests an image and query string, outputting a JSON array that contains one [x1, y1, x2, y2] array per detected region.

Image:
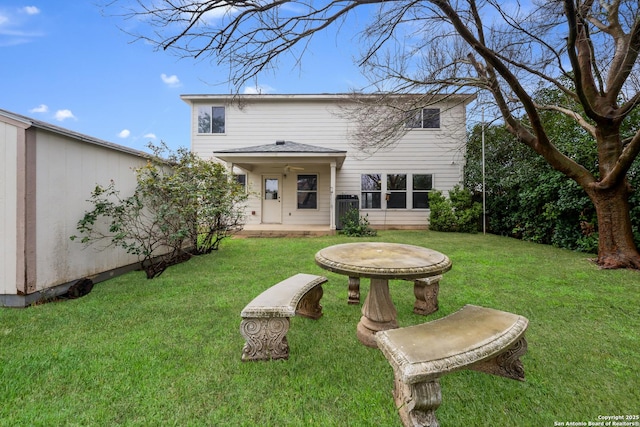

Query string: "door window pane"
[[265, 178, 278, 200]]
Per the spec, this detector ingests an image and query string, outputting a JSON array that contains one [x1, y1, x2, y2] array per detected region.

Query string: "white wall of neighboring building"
[[1, 110, 149, 306], [33, 127, 146, 292], [0, 120, 20, 296]]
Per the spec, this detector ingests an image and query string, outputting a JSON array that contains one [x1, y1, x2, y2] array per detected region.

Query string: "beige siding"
[[33, 129, 146, 290], [188, 95, 469, 228], [0, 122, 18, 294]]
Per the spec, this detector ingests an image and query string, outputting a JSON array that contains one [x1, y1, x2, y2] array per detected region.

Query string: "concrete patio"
[[236, 224, 335, 238]]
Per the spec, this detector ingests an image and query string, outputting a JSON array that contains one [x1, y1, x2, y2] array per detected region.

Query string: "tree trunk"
[[589, 180, 640, 269]]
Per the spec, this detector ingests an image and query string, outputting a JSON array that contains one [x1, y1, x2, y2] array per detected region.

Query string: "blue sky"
[[0, 2, 367, 152]]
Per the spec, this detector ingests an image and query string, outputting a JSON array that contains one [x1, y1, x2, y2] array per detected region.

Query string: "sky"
[[0, 1, 368, 152]]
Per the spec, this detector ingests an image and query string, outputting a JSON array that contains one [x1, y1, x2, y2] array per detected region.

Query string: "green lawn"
[[1, 231, 638, 426]]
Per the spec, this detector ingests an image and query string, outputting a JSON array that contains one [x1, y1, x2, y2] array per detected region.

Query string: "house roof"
[[215, 140, 346, 154], [181, 92, 476, 105], [214, 140, 347, 171], [0, 108, 149, 159]]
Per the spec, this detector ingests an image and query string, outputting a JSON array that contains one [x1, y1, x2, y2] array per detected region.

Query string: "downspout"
[[330, 161, 337, 230]]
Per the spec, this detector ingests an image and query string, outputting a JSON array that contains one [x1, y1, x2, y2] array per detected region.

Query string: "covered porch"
[[215, 141, 347, 230]]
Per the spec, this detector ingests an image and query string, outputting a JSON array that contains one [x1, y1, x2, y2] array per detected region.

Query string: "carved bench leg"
[[296, 285, 324, 319], [394, 375, 442, 427], [413, 276, 441, 316], [348, 276, 360, 304], [470, 336, 528, 381], [240, 317, 290, 361]]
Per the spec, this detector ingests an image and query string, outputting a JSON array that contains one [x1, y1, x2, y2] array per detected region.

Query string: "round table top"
[[314, 242, 452, 280]]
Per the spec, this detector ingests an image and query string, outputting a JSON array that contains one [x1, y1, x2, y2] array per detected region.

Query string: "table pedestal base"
[[357, 278, 398, 348]]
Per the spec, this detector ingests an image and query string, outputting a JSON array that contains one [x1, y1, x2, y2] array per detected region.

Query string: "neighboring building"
[[181, 93, 474, 231], [1, 109, 149, 307]]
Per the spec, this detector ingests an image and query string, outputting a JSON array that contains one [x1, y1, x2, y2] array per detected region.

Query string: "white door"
[[262, 175, 282, 224]]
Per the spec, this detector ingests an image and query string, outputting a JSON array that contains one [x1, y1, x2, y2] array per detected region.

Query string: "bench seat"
[[240, 273, 327, 361], [375, 304, 529, 427]]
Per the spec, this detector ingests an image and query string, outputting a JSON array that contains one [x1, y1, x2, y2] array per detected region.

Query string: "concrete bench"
[[240, 273, 327, 361], [375, 305, 529, 427], [347, 275, 442, 316]]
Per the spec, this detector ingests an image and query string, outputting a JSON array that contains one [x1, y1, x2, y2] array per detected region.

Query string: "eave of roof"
[[214, 140, 347, 169], [0, 108, 150, 159], [181, 92, 477, 105], [214, 140, 346, 154]]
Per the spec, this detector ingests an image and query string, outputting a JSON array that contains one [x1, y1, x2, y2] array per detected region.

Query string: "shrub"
[[71, 143, 248, 278], [429, 186, 482, 233], [339, 208, 377, 237]]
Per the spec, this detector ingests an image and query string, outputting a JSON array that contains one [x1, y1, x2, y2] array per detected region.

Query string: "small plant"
[[339, 208, 377, 237]]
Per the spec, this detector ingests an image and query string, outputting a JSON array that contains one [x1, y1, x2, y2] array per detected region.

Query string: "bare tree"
[[104, 0, 640, 269]]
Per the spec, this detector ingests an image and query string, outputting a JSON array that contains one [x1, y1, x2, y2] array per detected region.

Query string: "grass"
[[1, 231, 638, 426]]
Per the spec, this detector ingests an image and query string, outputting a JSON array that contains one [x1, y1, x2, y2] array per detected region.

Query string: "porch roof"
[[214, 140, 347, 171]]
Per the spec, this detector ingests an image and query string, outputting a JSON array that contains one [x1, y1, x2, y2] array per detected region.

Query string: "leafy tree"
[[104, 1, 640, 269], [71, 144, 247, 278], [148, 144, 248, 255], [465, 84, 640, 253]]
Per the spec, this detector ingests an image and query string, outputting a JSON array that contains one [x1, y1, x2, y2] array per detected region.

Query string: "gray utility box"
[[335, 195, 359, 230]]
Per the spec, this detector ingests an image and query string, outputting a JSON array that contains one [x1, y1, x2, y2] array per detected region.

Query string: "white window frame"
[[406, 108, 440, 129], [361, 173, 434, 210], [411, 174, 433, 209], [386, 174, 407, 209], [297, 174, 318, 210], [197, 106, 226, 134], [361, 174, 382, 209]]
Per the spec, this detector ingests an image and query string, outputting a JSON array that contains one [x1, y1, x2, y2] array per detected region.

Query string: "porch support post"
[[226, 162, 234, 173], [330, 161, 337, 230]]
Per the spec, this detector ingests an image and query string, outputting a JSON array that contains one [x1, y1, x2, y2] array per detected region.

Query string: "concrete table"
[[315, 242, 452, 348]]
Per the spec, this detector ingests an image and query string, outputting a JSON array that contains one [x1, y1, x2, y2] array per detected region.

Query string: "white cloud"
[[118, 129, 131, 138], [29, 104, 48, 113], [243, 84, 275, 94], [144, 133, 157, 139], [199, 6, 236, 23], [54, 109, 76, 121], [0, 9, 44, 46], [160, 73, 181, 87], [23, 6, 40, 15]]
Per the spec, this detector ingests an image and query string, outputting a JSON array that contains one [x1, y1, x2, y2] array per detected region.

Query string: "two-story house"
[[181, 94, 474, 233]]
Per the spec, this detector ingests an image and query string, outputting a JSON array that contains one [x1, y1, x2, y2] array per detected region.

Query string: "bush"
[[429, 186, 482, 233], [71, 143, 248, 278], [339, 208, 377, 237]]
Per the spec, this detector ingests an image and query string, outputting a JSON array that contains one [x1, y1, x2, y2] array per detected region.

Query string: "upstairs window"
[[297, 174, 318, 209], [198, 106, 225, 133], [406, 108, 440, 129]]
